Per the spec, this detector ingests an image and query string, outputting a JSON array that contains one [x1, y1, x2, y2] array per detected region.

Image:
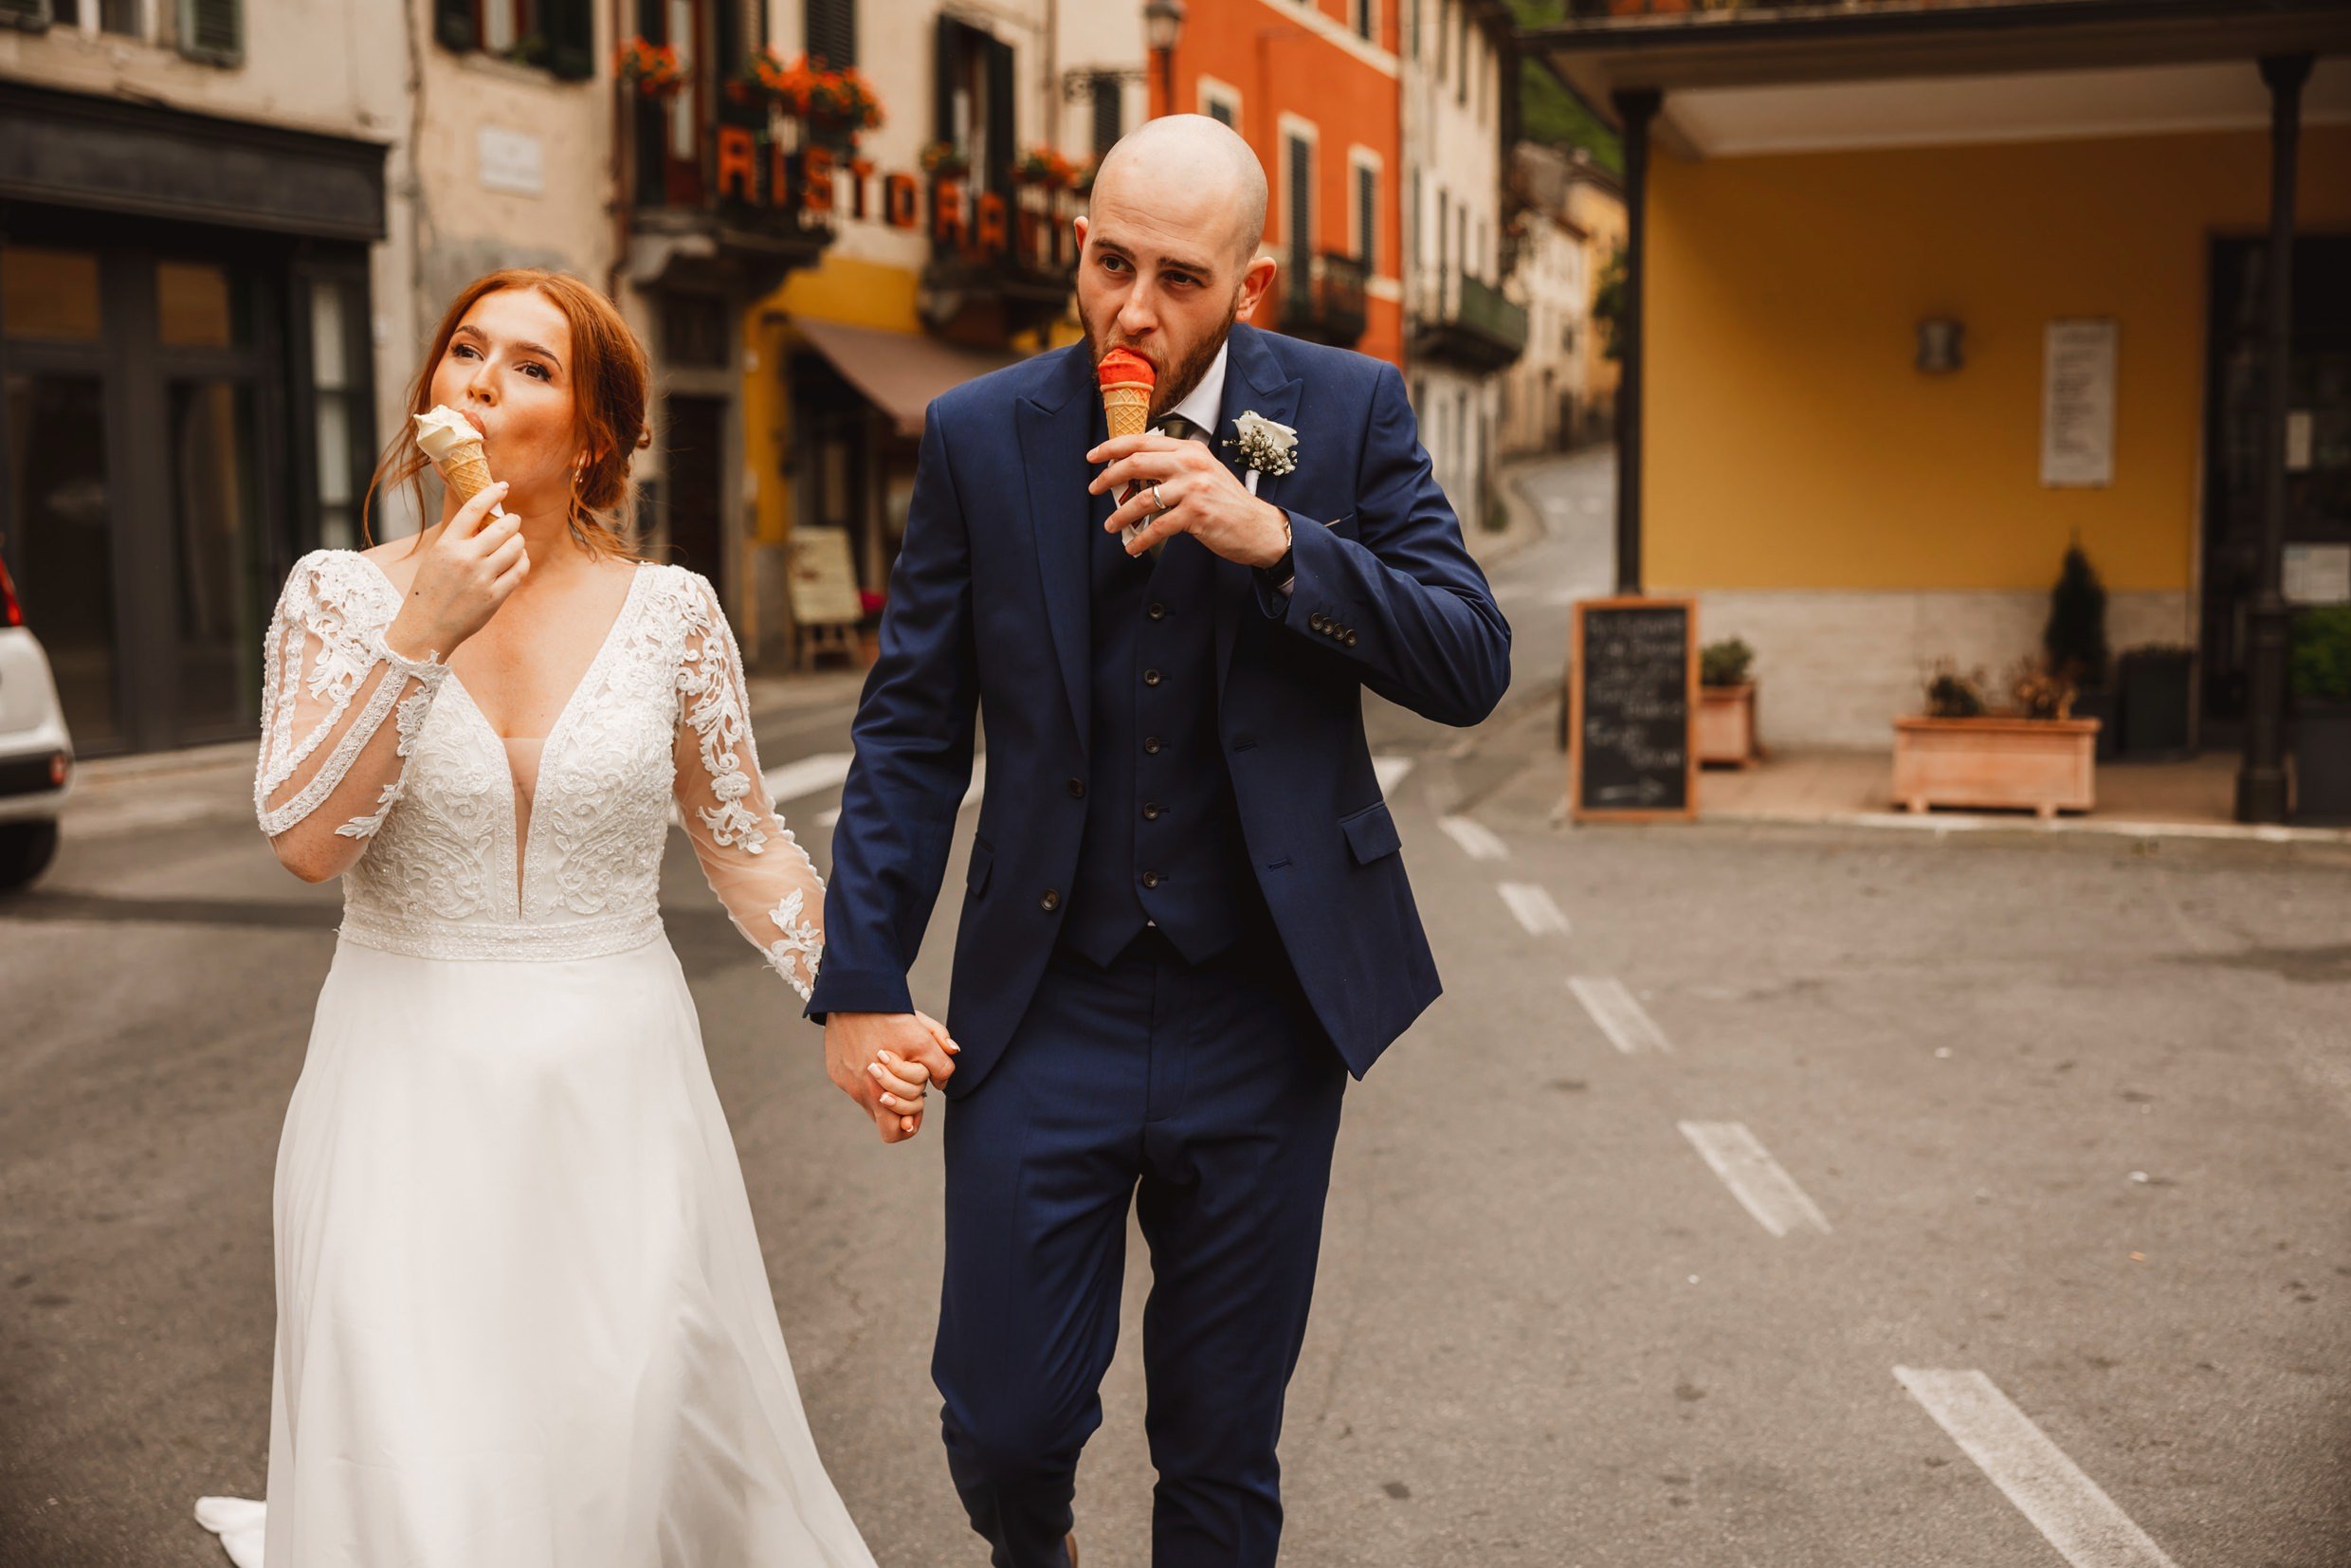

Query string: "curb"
[[1695, 805, 2351, 848]]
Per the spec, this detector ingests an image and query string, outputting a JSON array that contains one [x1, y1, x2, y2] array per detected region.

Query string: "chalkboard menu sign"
[[1569, 597, 1697, 823]]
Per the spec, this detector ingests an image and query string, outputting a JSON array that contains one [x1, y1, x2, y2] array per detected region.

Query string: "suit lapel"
[[1017, 346, 1099, 755], [1213, 324, 1303, 699]]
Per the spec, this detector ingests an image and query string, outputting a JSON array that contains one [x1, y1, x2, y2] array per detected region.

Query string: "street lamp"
[[1145, 0, 1186, 119]]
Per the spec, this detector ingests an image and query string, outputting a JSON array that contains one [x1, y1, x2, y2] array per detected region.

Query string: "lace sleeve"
[[671, 571, 825, 1002], [254, 551, 451, 848]]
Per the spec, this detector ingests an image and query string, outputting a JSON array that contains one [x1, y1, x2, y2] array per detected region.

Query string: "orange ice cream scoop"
[[1097, 348, 1156, 440]]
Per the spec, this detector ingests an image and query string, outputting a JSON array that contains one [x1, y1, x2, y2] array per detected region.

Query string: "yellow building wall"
[[1646, 124, 2351, 595], [741, 256, 924, 551]]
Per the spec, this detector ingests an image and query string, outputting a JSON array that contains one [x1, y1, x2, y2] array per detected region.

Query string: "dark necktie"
[[1127, 414, 1207, 559]]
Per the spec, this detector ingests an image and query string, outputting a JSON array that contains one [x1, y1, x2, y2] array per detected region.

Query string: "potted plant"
[[804, 63, 883, 149], [733, 46, 815, 116], [1013, 146, 1077, 191], [2290, 607, 2351, 824], [2045, 543, 2117, 759], [615, 37, 685, 98], [920, 139, 971, 179], [2118, 642, 2195, 757], [1697, 636, 1759, 767], [1891, 657, 2101, 819]]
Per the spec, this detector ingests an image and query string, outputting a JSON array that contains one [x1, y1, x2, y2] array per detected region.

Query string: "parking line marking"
[[1569, 977, 1671, 1054], [1438, 815, 1507, 861], [1893, 1368, 2180, 1568], [1374, 756, 1415, 794], [1498, 883, 1571, 937], [762, 753, 854, 804], [1676, 1121, 1832, 1236]]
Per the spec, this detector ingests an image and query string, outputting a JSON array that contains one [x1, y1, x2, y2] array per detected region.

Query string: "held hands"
[[824, 1010, 961, 1143], [384, 482, 527, 662], [1088, 433, 1290, 568]]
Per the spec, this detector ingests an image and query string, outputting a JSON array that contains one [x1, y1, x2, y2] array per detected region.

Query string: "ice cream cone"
[[437, 440, 494, 505], [1101, 382, 1151, 439], [412, 405, 502, 516]]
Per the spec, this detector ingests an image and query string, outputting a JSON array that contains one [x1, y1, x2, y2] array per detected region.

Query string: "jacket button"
[[1142, 802, 1163, 821], [1142, 667, 1162, 687], [1309, 612, 1327, 631], [1066, 778, 1085, 798], [1140, 870, 1161, 889], [1040, 889, 1062, 912], [1344, 629, 1358, 647], [1148, 602, 1167, 621], [1143, 736, 1162, 754]]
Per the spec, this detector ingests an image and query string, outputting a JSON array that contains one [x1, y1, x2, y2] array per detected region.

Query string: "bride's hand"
[[868, 1050, 930, 1135], [385, 482, 526, 660]]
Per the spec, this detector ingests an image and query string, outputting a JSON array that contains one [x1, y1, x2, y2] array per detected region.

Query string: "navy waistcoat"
[[1060, 523, 1261, 968]]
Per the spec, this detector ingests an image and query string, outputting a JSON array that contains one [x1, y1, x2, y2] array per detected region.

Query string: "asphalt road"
[[6, 502, 2349, 1566]]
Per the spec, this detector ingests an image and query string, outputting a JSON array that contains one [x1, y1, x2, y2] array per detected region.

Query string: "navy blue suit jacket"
[[805, 322, 1511, 1090]]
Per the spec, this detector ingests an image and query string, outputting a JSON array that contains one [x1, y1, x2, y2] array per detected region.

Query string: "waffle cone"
[[436, 441, 493, 505], [1101, 383, 1151, 439]]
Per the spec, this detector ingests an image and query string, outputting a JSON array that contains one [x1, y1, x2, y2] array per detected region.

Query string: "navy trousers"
[[934, 923, 1348, 1567]]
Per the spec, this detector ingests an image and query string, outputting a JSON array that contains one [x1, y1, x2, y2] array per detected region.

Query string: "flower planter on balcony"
[[1697, 682, 1758, 767], [1891, 716, 2101, 819]]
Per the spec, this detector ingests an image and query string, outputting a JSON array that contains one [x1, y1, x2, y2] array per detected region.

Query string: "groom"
[[808, 116, 1510, 1566]]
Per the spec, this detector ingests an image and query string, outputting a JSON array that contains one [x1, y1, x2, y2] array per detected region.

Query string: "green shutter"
[[546, 0, 592, 82], [0, 0, 54, 33], [177, 0, 242, 65], [433, 0, 473, 52], [806, 0, 854, 72]]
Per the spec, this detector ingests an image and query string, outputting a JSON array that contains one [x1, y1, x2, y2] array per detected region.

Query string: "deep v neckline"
[[357, 553, 651, 912]]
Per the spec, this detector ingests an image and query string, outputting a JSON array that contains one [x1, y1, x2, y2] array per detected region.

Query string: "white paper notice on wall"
[[2284, 543, 2351, 607], [478, 127, 546, 197], [2041, 318, 2118, 488]]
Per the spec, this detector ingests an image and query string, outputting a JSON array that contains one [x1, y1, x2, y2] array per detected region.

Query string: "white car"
[[0, 555, 72, 889]]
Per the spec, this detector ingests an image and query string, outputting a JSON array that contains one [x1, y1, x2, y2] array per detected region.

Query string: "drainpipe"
[[2236, 53, 2310, 825], [1610, 87, 1658, 598]]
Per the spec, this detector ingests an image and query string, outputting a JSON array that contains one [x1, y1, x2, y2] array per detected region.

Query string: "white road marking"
[[1374, 756, 1414, 794], [1676, 1121, 1832, 1236], [1569, 977, 1672, 1055], [762, 752, 853, 803], [1498, 882, 1571, 937], [1437, 814, 1507, 861], [1894, 1368, 2181, 1568]]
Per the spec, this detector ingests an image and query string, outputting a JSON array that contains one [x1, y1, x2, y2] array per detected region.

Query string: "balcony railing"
[[1412, 274, 1528, 372], [626, 95, 837, 296], [1279, 252, 1370, 350]]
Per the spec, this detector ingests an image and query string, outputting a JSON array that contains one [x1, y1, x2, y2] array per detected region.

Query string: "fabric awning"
[[793, 319, 1026, 440]]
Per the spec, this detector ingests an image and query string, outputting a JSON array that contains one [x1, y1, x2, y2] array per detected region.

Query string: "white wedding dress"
[[196, 549, 872, 1568]]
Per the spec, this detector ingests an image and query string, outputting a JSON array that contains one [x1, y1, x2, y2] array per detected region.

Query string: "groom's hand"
[[825, 1011, 959, 1143], [1089, 432, 1289, 568]]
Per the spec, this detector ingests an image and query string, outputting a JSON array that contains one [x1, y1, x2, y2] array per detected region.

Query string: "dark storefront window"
[[0, 221, 372, 757]]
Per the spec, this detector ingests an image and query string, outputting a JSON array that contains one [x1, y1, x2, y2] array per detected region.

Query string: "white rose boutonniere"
[[1226, 411, 1300, 481]]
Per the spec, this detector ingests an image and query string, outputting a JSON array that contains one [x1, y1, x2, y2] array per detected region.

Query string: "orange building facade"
[[1155, 0, 1405, 369]]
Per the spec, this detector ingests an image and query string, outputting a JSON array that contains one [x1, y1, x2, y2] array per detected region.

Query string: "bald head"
[[1091, 115, 1267, 266]]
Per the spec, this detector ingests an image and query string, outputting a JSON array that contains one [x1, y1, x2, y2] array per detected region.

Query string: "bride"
[[196, 268, 946, 1567]]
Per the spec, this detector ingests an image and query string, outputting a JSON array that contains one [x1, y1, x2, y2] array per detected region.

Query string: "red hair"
[[364, 268, 653, 559]]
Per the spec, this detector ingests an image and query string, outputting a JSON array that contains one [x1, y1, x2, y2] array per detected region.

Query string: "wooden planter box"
[[1891, 716, 2101, 818], [1697, 682, 1758, 767]]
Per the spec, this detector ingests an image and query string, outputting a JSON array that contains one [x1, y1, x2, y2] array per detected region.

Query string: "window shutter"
[[933, 18, 957, 145], [433, 0, 473, 52], [806, 0, 855, 71], [1090, 74, 1122, 155], [546, 0, 593, 82], [1286, 136, 1312, 268], [0, 0, 54, 32], [1357, 164, 1376, 269], [176, 0, 243, 65], [983, 36, 1015, 194]]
